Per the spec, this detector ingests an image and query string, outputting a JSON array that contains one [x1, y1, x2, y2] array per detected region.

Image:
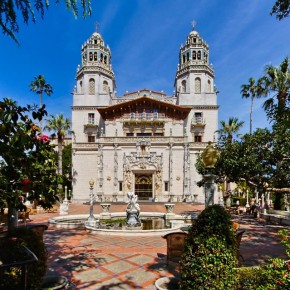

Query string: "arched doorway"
[[135, 174, 152, 200]]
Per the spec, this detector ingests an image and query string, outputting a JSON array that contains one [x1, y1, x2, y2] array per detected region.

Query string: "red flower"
[[22, 178, 31, 185], [36, 134, 50, 143], [41, 135, 50, 143]]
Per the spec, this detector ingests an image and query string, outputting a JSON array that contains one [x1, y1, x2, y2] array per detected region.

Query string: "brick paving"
[[26, 202, 289, 289]]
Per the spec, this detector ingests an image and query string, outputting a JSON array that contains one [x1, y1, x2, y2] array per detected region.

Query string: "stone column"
[[204, 174, 216, 207]]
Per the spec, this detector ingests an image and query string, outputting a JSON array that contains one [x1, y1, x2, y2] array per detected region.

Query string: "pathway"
[[26, 203, 289, 289]]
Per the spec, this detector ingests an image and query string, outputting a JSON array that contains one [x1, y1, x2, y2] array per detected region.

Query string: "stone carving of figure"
[[126, 192, 141, 227], [125, 170, 132, 191]]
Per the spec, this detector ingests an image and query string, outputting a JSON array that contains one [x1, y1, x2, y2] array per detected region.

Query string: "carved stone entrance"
[[135, 174, 152, 200]]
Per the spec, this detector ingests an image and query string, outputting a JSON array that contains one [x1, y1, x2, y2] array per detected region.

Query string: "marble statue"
[[126, 192, 141, 227]]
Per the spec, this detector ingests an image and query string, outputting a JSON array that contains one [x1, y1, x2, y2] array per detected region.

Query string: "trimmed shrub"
[[179, 235, 237, 290], [179, 205, 238, 289], [188, 204, 237, 252], [235, 267, 265, 289]]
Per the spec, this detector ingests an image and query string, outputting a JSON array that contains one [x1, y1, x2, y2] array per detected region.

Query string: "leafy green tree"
[[197, 124, 290, 209], [0, 0, 92, 44], [241, 77, 259, 134], [216, 117, 244, 143], [44, 114, 72, 179], [271, 0, 290, 20], [257, 57, 290, 121], [0, 98, 58, 230], [62, 144, 72, 191]]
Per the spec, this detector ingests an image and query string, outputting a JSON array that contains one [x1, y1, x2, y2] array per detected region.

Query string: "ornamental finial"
[[191, 20, 197, 30], [95, 21, 100, 32]]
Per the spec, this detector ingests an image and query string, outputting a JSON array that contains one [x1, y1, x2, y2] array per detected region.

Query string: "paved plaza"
[[27, 203, 289, 289]]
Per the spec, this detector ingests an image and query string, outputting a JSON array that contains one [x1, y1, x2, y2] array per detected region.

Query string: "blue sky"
[[0, 0, 290, 134]]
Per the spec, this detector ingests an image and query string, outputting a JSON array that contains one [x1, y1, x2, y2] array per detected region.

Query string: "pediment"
[[97, 96, 191, 120]]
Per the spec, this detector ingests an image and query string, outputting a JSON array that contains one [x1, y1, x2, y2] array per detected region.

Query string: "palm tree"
[[216, 117, 244, 143], [30, 75, 53, 108], [44, 114, 72, 177], [30, 75, 53, 130], [257, 57, 290, 118], [241, 77, 258, 135]]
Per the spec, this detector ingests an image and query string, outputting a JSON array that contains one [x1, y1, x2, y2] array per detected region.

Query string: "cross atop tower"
[[95, 21, 100, 32], [191, 20, 197, 30]]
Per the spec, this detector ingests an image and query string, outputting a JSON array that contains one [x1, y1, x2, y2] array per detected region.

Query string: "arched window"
[[195, 78, 201, 93], [182, 54, 186, 63], [207, 80, 211, 93], [100, 53, 103, 62], [89, 78, 95, 95], [181, 80, 186, 93], [193, 51, 196, 60], [103, 80, 109, 93], [94, 52, 97, 61], [79, 81, 83, 93], [186, 52, 189, 61], [89, 52, 93, 61], [197, 51, 201, 60], [104, 55, 107, 64]]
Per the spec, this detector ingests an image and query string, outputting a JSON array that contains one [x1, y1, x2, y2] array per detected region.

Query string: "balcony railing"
[[191, 117, 206, 126], [122, 112, 165, 121], [84, 120, 98, 129]]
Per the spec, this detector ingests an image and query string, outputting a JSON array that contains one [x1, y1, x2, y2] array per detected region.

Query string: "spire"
[[191, 20, 197, 31], [95, 21, 100, 33]]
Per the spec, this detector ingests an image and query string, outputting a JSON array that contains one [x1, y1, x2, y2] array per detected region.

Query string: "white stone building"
[[71, 27, 219, 203]]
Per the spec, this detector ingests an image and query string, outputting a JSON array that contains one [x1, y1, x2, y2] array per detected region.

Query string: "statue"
[[126, 192, 141, 227]]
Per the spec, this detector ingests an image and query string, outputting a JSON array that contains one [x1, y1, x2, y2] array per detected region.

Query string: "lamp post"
[[246, 190, 250, 208], [88, 179, 96, 222], [60, 187, 69, 215], [64, 186, 68, 202]]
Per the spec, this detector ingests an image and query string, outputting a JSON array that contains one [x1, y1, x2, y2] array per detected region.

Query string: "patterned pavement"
[[26, 203, 289, 289]]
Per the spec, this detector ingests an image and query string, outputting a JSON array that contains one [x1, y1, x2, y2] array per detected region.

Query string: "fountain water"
[[49, 186, 196, 235]]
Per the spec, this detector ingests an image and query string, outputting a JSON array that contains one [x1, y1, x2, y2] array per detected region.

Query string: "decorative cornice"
[[72, 106, 99, 111], [191, 105, 219, 110]]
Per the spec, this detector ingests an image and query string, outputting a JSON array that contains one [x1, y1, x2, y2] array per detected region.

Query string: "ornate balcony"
[[122, 113, 166, 126], [191, 117, 206, 127]]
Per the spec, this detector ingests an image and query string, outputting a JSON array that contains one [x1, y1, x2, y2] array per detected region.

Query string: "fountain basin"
[[48, 213, 193, 235]]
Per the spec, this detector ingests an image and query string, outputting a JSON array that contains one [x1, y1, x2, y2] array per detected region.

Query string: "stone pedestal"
[[164, 203, 175, 214], [100, 203, 111, 219], [85, 219, 99, 228], [126, 211, 141, 227], [59, 200, 69, 215], [204, 173, 216, 207]]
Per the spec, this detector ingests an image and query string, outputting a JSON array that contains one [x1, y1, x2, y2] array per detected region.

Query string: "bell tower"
[[175, 23, 217, 106], [73, 28, 116, 107]]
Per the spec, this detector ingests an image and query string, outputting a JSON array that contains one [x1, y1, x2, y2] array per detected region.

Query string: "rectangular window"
[[137, 133, 152, 137], [164, 181, 169, 192], [194, 112, 202, 123], [119, 182, 123, 192], [88, 135, 95, 143], [126, 133, 134, 137], [154, 133, 164, 137], [88, 113, 95, 124], [194, 135, 202, 142]]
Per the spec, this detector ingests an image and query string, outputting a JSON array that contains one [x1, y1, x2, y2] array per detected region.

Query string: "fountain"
[[49, 182, 196, 235]]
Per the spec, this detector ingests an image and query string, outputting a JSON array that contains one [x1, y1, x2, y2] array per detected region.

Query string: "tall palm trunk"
[[250, 95, 254, 134], [57, 133, 63, 176], [57, 133, 63, 196], [40, 91, 43, 131]]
